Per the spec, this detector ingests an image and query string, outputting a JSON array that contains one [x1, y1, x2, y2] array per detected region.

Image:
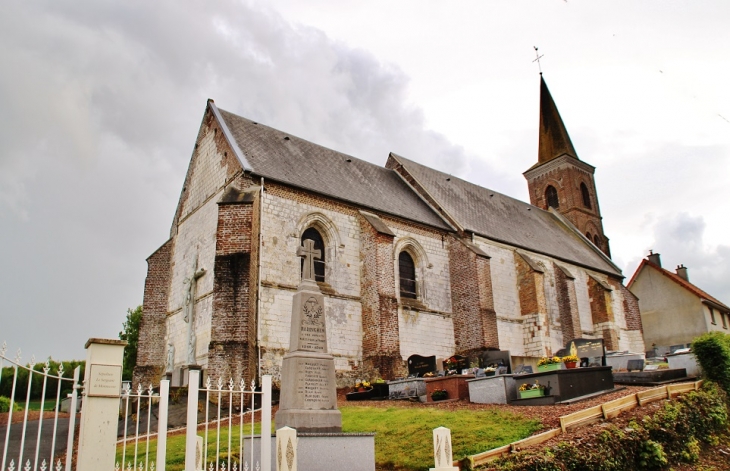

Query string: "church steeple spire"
[[524, 75, 612, 257], [538, 76, 578, 164]]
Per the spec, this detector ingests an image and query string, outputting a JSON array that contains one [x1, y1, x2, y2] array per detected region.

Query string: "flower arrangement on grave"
[[444, 356, 460, 375], [561, 354, 579, 363], [373, 378, 385, 384], [538, 356, 562, 366], [423, 371, 436, 378], [518, 380, 544, 392], [430, 388, 448, 401], [483, 366, 497, 373], [354, 380, 372, 392]]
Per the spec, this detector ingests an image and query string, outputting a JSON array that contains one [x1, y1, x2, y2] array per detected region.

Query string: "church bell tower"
[[523, 76, 611, 257]]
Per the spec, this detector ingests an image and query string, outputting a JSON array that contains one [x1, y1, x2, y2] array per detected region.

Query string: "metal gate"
[[0, 343, 81, 471]]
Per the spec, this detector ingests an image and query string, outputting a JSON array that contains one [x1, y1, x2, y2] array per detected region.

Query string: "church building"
[[134, 77, 645, 388]]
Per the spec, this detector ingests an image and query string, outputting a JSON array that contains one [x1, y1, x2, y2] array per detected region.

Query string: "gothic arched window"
[[581, 183, 592, 209], [593, 234, 601, 247], [545, 185, 559, 209], [398, 251, 417, 299], [586, 232, 593, 240], [301, 227, 325, 282]]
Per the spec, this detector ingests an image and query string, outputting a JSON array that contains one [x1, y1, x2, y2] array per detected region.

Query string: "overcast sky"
[[1, 0, 728, 362]]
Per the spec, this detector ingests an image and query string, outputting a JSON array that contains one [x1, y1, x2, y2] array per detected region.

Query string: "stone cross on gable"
[[297, 239, 321, 281]]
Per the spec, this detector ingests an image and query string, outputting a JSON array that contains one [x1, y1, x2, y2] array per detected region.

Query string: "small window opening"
[[581, 182, 592, 209], [398, 251, 417, 299], [545, 185, 559, 209]]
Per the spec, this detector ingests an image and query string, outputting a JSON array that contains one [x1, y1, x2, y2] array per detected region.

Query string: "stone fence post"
[[76, 338, 127, 471]]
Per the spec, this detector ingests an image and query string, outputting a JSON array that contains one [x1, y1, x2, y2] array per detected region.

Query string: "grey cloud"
[[0, 0, 480, 358]]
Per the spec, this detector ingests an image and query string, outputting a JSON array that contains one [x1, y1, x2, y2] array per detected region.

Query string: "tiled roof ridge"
[[392, 153, 551, 216]]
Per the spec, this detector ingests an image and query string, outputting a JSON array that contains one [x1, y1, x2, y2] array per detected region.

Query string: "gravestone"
[[478, 350, 512, 373], [556, 338, 606, 367], [626, 359, 645, 372], [275, 239, 342, 433], [407, 355, 437, 377]]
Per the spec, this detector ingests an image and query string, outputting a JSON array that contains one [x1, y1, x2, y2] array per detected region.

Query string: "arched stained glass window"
[[545, 185, 559, 209], [581, 183, 592, 209], [301, 227, 326, 282], [398, 251, 417, 299]]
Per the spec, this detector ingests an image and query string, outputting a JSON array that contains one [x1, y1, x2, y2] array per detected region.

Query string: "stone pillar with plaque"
[[275, 239, 342, 433], [77, 338, 127, 471]]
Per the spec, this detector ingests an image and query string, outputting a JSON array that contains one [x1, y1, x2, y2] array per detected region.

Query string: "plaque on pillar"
[[275, 239, 342, 433]]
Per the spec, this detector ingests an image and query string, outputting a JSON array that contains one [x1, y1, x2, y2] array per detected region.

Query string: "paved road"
[[0, 418, 70, 470]]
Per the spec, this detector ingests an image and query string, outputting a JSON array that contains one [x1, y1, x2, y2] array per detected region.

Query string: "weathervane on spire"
[[533, 46, 544, 75]]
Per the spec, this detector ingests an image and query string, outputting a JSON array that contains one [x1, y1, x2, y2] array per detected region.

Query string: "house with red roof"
[[628, 251, 730, 357]]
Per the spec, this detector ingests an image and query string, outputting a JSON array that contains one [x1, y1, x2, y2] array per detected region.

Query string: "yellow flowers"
[[537, 356, 561, 366]]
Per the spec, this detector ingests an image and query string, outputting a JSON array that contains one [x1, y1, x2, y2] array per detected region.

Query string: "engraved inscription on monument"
[[296, 359, 332, 409], [87, 364, 122, 398], [299, 296, 326, 352]]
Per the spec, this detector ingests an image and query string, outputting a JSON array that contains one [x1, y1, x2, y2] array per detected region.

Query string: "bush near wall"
[[692, 331, 730, 394], [0, 396, 22, 412], [480, 383, 729, 471]]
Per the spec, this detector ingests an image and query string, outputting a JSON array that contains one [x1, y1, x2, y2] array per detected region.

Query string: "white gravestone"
[[275, 239, 342, 432], [430, 427, 459, 471]]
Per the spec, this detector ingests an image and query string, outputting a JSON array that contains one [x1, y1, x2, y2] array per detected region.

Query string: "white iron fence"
[[118, 371, 272, 471], [3, 339, 273, 471], [0, 343, 81, 471], [185, 370, 272, 471]]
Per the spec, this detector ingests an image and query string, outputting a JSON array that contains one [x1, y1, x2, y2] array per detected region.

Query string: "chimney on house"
[[647, 250, 662, 267], [676, 264, 689, 281]]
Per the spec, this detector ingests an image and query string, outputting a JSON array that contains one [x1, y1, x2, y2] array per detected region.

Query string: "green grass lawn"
[[117, 405, 540, 471], [25, 399, 57, 411]]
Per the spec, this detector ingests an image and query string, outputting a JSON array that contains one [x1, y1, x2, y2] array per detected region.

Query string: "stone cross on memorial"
[[183, 256, 206, 366], [297, 239, 321, 281]]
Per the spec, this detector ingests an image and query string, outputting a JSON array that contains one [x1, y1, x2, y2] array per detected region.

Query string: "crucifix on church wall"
[[298, 239, 321, 282], [183, 256, 206, 366]]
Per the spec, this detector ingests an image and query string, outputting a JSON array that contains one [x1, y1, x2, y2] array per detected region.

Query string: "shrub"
[[483, 384, 729, 471], [692, 331, 730, 393], [0, 396, 22, 412]]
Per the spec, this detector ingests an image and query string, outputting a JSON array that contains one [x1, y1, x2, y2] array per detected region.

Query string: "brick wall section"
[[359, 215, 403, 379], [514, 254, 545, 316], [134, 239, 173, 386], [620, 283, 643, 333], [553, 263, 582, 341], [526, 161, 611, 256], [208, 200, 256, 383], [587, 277, 618, 350], [587, 277, 613, 325], [447, 238, 499, 356]]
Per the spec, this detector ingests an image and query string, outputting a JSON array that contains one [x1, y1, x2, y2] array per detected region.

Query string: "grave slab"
[[467, 375, 519, 404]]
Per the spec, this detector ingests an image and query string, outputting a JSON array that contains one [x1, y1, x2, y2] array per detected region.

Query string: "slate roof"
[[628, 260, 730, 312], [214, 105, 451, 231], [389, 154, 622, 277]]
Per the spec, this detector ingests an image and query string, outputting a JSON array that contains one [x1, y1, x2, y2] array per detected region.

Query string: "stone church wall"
[[163, 111, 244, 375]]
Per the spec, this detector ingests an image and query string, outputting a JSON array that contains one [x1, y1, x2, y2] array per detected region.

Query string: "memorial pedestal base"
[[275, 351, 342, 433]]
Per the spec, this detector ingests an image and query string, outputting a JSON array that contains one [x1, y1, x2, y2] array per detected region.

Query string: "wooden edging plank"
[[559, 405, 603, 433], [469, 444, 512, 468], [511, 428, 562, 452], [636, 386, 668, 406], [601, 394, 638, 420], [668, 382, 696, 397]]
